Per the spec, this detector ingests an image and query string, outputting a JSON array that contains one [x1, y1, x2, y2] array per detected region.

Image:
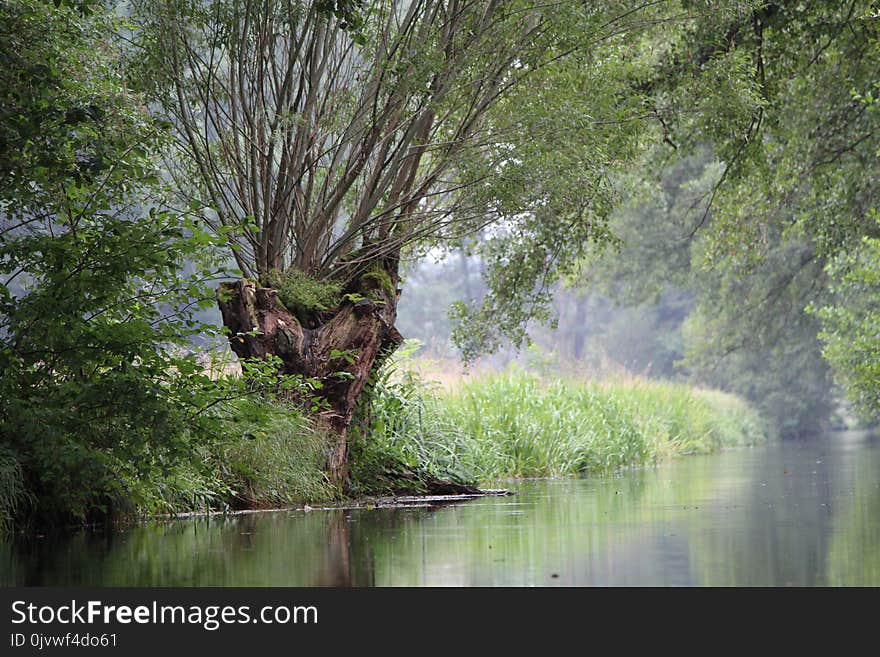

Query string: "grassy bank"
[[1, 362, 766, 531], [350, 369, 767, 491], [0, 387, 338, 532]]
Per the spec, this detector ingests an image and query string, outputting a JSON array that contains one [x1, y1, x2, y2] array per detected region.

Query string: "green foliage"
[[815, 219, 880, 422], [655, 1, 878, 232], [0, 2, 337, 530], [264, 269, 342, 322], [447, 25, 655, 359], [131, 0, 717, 347], [0, 1, 195, 527], [405, 4, 880, 435], [810, 30, 880, 422], [313, 0, 364, 32], [640, 1, 879, 431], [562, 148, 835, 437], [3, 0, 873, 531], [680, 228, 835, 438], [0, 1, 135, 194]]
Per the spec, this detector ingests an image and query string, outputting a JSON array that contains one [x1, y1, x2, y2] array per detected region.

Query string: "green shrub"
[[815, 219, 880, 424]]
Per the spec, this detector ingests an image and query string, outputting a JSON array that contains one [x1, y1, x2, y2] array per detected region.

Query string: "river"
[[2, 431, 879, 586]]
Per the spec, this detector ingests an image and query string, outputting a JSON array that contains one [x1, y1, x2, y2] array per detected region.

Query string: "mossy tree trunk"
[[217, 260, 403, 489]]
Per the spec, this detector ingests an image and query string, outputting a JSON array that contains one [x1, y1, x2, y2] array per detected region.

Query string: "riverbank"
[[0, 366, 767, 532], [16, 432, 876, 588], [348, 369, 768, 494]]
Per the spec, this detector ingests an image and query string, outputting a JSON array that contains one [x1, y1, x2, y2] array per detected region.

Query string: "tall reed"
[[362, 368, 767, 485]]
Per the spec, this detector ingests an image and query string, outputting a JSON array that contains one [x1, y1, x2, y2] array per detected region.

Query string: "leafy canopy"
[[129, 0, 751, 356]]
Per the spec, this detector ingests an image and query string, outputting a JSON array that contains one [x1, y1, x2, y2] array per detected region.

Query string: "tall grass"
[[138, 405, 337, 516], [361, 368, 767, 485], [218, 413, 335, 508], [0, 446, 27, 533]]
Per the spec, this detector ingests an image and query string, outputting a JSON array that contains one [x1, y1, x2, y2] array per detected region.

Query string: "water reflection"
[[2, 432, 879, 586]]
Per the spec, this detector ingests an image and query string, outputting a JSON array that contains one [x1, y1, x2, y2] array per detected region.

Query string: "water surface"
[[3, 431, 879, 586]]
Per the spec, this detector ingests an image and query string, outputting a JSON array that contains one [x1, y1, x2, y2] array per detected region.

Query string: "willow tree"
[[131, 0, 688, 483]]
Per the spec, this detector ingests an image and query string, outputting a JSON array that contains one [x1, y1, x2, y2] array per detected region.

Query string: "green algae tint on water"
[[2, 431, 879, 586]]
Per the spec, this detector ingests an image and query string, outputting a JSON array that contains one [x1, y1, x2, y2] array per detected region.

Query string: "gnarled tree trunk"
[[216, 261, 403, 489]]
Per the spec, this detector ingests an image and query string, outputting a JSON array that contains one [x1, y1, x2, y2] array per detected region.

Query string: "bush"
[[815, 219, 880, 424]]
